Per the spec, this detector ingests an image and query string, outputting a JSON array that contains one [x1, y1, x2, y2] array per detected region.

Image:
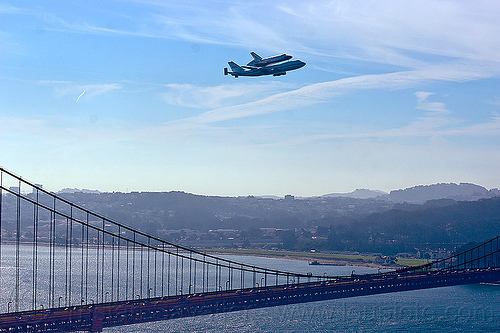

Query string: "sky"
[[1, 0, 500, 197]]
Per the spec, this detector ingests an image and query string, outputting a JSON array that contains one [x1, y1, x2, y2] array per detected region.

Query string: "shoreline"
[[2, 242, 423, 269], [203, 249, 399, 269]]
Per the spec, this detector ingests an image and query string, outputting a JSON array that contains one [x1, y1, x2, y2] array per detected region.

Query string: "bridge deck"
[[1, 268, 499, 332]]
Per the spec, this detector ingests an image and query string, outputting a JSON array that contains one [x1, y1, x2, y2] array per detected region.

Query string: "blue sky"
[[1, 0, 500, 196]]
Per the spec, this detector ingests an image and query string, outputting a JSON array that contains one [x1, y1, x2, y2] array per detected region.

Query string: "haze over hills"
[[58, 182, 499, 203], [1, 182, 498, 256], [49, 182, 499, 234], [321, 183, 499, 203], [48, 184, 500, 255], [321, 189, 387, 199], [383, 183, 500, 203]]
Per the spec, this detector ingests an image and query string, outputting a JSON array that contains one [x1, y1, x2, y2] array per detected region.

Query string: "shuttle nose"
[[298, 60, 306, 68]]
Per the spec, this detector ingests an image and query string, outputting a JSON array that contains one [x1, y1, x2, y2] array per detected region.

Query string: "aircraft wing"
[[241, 65, 261, 69]]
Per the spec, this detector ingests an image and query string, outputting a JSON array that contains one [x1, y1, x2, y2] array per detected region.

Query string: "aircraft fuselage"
[[225, 59, 305, 78]]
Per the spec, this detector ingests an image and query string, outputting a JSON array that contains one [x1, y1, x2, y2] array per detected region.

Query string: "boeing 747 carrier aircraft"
[[224, 52, 305, 78]]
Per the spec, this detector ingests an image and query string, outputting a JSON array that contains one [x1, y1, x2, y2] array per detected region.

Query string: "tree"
[[279, 230, 297, 250]]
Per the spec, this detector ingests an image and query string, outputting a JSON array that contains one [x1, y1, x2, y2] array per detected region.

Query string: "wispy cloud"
[[76, 89, 86, 103], [146, 1, 500, 68], [161, 60, 497, 132], [78, 84, 121, 100], [37, 81, 121, 101], [9, 1, 499, 70], [161, 82, 294, 109], [279, 94, 500, 146], [0, 4, 25, 15], [415, 91, 449, 114]]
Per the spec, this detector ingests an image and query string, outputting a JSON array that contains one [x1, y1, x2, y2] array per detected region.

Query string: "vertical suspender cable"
[[202, 254, 205, 293], [96, 225, 100, 303], [126, 237, 129, 300], [80, 215, 85, 305], [167, 252, 171, 296], [31, 191, 35, 310], [69, 208, 73, 306], [161, 244, 165, 296], [175, 247, 179, 295], [65, 216, 69, 306], [218, 262, 221, 291], [48, 199, 54, 307], [241, 264, 244, 289], [0, 171, 2, 312], [117, 226, 121, 302], [193, 256, 197, 294], [147, 237, 150, 298], [206, 256, 209, 292], [85, 214, 89, 304], [140, 239, 144, 298], [15, 181, 20, 312], [111, 235, 115, 302], [51, 198, 56, 308], [215, 259, 219, 291], [497, 237, 499, 267], [32, 188, 39, 310], [101, 220, 105, 302], [189, 252, 192, 294], [496, 238, 499, 267], [181, 255, 184, 294], [132, 233, 136, 298], [154, 242, 157, 297], [48, 199, 53, 307]]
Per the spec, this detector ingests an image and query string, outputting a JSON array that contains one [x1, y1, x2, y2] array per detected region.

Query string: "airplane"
[[224, 59, 305, 78], [246, 52, 292, 67]]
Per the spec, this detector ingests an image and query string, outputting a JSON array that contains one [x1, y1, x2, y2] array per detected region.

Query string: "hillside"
[[384, 183, 499, 203], [322, 197, 500, 255], [1, 182, 498, 256]]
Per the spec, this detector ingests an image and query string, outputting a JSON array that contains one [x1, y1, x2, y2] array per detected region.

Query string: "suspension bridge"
[[0, 167, 499, 332]]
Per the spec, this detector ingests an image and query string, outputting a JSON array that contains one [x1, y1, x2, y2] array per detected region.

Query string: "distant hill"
[[322, 189, 387, 199], [51, 191, 393, 233], [321, 183, 499, 203], [51, 183, 499, 234], [4, 182, 496, 256], [324, 197, 500, 255], [382, 183, 498, 203], [58, 188, 101, 194]]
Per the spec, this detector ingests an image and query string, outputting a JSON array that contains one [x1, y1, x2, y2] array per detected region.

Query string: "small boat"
[[308, 260, 342, 266]]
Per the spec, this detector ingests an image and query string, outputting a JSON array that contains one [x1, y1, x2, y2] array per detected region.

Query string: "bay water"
[[1, 246, 498, 332], [108, 256, 500, 333]]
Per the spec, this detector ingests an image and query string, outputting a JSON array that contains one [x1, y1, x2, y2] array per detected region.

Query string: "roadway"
[[1, 268, 499, 332]]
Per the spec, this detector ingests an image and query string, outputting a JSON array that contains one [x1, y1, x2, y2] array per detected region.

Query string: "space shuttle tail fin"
[[250, 52, 262, 61]]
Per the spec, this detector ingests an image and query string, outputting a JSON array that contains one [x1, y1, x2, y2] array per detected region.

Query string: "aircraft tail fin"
[[228, 61, 245, 74], [250, 52, 262, 61]]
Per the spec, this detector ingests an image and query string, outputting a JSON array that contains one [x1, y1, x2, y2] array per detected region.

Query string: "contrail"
[[76, 89, 86, 103]]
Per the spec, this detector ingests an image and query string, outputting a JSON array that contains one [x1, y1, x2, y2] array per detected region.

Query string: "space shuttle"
[[246, 52, 293, 67]]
